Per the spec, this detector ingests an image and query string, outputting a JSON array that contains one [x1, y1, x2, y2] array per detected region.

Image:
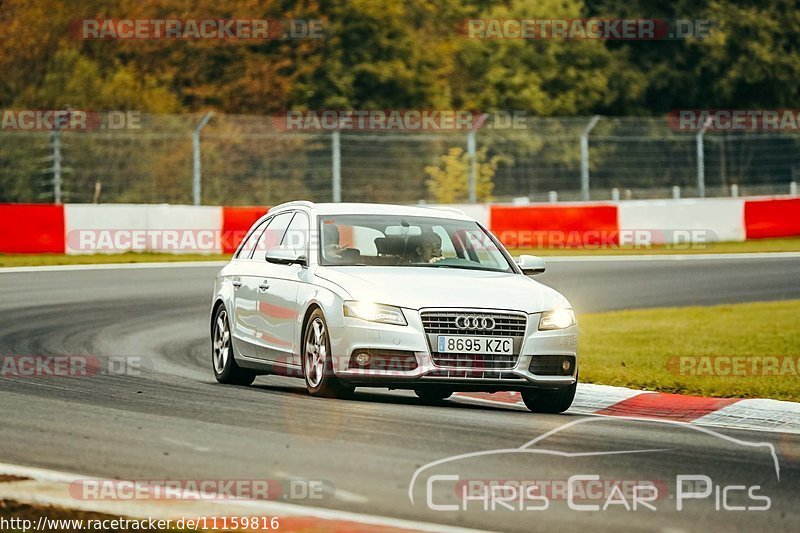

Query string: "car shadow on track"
[[245, 378, 557, 416]]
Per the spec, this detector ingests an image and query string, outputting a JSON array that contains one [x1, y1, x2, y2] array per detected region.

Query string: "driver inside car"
[[411, 230, 444, 264]]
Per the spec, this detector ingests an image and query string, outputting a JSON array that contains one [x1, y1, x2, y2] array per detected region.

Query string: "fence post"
[[332, 131, 341, 203], [580, 115, 601, 201], [696, 116, 712, 198], [467, 130, 477, 203], [192, 112, 213, 206], [51, 127, 62, 205], [791, 181, 797, 196], [49, 110, 76, 204], [466, 114, 489, 204]]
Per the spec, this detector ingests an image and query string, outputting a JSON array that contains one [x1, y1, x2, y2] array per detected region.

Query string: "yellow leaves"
[[424, 146, 499, 203], [14, 48, 181, 112]]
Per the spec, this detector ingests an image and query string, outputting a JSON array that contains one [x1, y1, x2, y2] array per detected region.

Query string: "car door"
[[263, 211, 310, 367], [230, 216, 271, 359], [233, 211, 293, 360], [239, 211, 298, 362]]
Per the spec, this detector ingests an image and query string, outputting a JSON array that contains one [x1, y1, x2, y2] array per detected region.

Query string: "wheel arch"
[[299, 302, 324, 356], [211, 298, 226, 336], [294, 283, 345, 359]]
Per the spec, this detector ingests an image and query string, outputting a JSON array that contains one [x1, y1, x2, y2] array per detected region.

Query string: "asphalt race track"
[[1, 255, 799, 532]]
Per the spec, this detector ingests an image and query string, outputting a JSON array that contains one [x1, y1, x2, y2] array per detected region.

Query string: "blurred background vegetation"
[[3, 0, 798, 115], [0, 0, 798, 204]]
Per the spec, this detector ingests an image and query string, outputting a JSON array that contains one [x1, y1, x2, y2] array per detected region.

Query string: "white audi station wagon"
[[210, 201, 578, 413]]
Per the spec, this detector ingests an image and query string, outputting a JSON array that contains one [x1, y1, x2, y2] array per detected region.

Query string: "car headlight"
[[343, 301, 407, 326], [539, 308, 575, 330]]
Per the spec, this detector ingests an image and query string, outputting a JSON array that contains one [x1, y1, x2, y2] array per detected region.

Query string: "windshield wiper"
[[423, 263, 503, 272]]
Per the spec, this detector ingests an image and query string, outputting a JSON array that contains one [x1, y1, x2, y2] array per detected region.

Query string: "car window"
[[318, 214, 513, 271], [252, 212, 294, 260], [432, 225, 457, 258], [280, 212, 310, 257], [326, 224, 383, 258], [236, 219, 269, 259], [460, 229, 506, 270]]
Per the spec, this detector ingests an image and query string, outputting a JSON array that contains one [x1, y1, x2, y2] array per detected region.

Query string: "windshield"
[[318, 214, 514, 272]]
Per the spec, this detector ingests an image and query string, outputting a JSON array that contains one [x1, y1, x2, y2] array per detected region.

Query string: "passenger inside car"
[[322, 223, 344, 260]]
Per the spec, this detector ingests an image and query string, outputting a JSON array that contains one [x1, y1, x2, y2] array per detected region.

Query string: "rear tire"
[[414, 387, 453, 402], [521, 379, 577, 414], [303, 309, 354, 398], [212, 304, 256, 386]]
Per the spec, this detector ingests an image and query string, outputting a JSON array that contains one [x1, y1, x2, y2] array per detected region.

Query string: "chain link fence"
[[1, 113, 798, 205]]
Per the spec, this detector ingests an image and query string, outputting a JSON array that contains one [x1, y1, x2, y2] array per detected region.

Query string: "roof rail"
[[270, 200, 316, 210], [418, 205, 466, 216]]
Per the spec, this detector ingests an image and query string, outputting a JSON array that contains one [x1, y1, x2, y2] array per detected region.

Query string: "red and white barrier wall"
[[490, 196, 800, 247], [64, 204, 223, 254], [0, 204, 65, 253], [617, 198, 745, 244], [0, 197, 798, 254], [491, 203, 619, 247], [744, 197, 800, 239], [0, 204, 268, 255]]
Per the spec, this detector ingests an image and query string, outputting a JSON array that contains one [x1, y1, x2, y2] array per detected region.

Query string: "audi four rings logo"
[[454, 315, 496, 330]]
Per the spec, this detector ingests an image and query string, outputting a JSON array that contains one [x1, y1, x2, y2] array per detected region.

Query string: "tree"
[[587, 0, 800, 112], [425, 146, 500, 203], [452, 0, 646, 115]]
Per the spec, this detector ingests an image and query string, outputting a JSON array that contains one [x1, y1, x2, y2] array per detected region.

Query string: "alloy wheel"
[[305, 317, 327, 387]]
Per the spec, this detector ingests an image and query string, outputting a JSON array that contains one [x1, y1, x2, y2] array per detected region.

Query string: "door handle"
[[258, 280, 270, 292], [232, 280, 242, 288]]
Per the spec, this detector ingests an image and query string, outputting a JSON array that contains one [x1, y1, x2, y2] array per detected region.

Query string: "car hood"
[[314, 266, 569, 313]]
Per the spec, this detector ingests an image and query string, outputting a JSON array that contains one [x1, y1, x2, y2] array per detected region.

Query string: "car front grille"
[[430, 352, 517, 370], [426, 369, 522, 380], [421, 310, 527, 371], [420, 311, 527, 336]]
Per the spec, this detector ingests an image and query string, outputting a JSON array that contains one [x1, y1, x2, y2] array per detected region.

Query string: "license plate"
[[437, 336, 513, 355]]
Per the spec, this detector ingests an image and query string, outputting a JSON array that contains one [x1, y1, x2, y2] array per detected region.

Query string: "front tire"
[[303, 309, 354, 398], [212, 304, 256, 386], [521, 379, 577, 414]]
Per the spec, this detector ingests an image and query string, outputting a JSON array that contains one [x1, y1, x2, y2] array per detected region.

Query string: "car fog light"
[[355, 352, 371, 366], [562, 359, 572, 372]]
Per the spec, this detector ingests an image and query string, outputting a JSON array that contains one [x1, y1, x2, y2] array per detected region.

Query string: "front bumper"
[[327, 307, 578, 390]]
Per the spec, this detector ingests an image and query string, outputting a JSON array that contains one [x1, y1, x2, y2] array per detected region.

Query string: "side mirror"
[[516, 254, 546, 275], [266, 248, 306, 266]]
